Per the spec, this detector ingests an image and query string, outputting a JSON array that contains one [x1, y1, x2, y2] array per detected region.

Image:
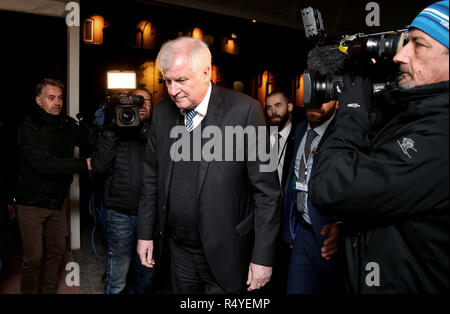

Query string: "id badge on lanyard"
[[296, 181, 308, 193], [293, 174, 308, 198]]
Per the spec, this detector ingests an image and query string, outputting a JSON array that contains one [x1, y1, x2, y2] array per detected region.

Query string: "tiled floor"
[[0, 219, 106, 294], [72, 221, 107, 294], [0, 246, 81, 294]]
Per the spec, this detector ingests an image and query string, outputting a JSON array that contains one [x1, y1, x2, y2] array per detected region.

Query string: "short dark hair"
[[266, 90, 291, 104], [35, 78, 64, 96], [129, 88, 152, 103]]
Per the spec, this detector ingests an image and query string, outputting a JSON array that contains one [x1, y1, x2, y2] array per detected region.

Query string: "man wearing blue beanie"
[[395, 0, 449, 88], [309, 1, 449, 293]]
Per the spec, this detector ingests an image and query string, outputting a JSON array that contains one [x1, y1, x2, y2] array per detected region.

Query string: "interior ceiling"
[[146, 0, 435, 35]]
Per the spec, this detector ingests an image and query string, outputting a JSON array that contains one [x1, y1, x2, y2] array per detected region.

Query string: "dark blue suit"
[[281, 120, 337, 293]]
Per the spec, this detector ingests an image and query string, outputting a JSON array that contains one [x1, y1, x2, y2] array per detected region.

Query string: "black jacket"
[[16, 108, 90, 210], [91, 122, 150, 216], [137, 84, 281, 293], [309, 81, 449, 293]]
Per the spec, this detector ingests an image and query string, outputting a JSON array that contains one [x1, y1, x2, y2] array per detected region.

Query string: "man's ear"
[[288, 102, 294, 113], [204, 65, 212, 82], [36, 96, 42, 107]]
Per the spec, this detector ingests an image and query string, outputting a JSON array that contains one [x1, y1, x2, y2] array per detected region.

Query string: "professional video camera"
[[108, 94, 144, 127], [298, 7, 408, 109], [101, 70, 144, 128]]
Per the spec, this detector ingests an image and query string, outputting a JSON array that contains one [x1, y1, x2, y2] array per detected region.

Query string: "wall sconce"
[[83, 15, 105, 44], [136, 20, 156, 49], [191, 27, 204, 40], [257, 73, 263, 88]]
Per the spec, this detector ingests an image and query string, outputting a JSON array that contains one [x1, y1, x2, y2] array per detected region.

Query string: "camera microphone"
[[307, 45, 349, 76]]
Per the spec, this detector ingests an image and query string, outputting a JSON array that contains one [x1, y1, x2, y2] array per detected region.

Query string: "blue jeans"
[[104, 209, 153, 294]]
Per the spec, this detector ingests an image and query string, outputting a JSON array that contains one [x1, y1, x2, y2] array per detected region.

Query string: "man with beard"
[[281, 45, 342, 293], [309, 0, 449, 293], [265, 91, 295, 189]]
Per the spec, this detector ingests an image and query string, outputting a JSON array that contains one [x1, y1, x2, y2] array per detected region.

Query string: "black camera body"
[[110, 94, 144, 128]]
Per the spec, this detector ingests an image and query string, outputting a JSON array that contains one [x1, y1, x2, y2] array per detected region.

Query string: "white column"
[[66, 9, 81, 250]]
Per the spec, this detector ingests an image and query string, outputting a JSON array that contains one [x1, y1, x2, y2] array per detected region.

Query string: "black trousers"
[[168, 237, 225, 294]]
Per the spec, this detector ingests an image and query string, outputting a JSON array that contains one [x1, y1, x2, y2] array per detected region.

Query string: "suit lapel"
[[197, 84, 224, 197], [281, 125, 296, 188], [164, 102, 184, 206]]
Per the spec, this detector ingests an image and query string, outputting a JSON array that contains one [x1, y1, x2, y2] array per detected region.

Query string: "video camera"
[[102, 70, 144, 128], [298, 7, 408, 109], [108, 94, 144, 127]]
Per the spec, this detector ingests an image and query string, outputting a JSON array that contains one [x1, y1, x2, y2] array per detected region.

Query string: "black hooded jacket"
[[15, 108, 90, 210], [309, 81, 449, 293]]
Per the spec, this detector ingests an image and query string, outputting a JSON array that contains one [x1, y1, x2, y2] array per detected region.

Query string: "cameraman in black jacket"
[[91, 88, 153, 294], [16, 78, 91, 294], [309, 1, 449, 293]]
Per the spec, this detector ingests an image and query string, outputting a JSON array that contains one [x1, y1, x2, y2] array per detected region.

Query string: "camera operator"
[[309, 1, 449, 293], [15, 78, 92, 294], [90, 88, 153, 294]]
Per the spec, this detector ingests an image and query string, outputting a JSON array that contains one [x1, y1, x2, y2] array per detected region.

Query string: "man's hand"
[[246, 262, 272, 291], [137, 239, 155, 268], [86, 157, 92, 171], [338, 74, 373, 115], [7, 203, 16, 220], [320, 223, 341, 260]]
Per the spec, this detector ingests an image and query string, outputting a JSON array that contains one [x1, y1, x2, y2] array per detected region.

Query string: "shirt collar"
[[307, 113, 335, 138], [279, 121, 292, 140], [180, 82, 212, 117]]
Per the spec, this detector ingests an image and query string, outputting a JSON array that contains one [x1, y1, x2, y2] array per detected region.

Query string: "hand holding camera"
[[338, 74, 373, 116]]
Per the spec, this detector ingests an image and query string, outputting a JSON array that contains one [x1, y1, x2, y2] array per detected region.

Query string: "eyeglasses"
[[143, 99, 151, 106]]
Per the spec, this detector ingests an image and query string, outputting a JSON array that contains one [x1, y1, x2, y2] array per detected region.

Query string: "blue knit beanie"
[[410, 1, 449, 48]]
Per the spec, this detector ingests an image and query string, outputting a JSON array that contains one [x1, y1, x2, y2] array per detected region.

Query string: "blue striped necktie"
[[185, 109, 198, 132]]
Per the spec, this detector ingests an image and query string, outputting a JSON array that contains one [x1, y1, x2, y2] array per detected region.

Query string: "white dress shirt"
[[294, 114, 335, 223], [181, 82, 212, 130]]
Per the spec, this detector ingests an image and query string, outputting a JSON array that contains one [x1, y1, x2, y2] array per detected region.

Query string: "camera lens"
[[298, 70, 344, 108], [119, 108, 136, 125]]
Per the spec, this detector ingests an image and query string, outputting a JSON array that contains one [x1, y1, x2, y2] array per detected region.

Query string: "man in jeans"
[[15, 78, 91, 293], [91, 88, 153, 294]]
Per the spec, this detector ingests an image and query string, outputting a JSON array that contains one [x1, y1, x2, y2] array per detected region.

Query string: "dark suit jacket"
[[137, 84, 281, 293], [281, 120, 336, 246]]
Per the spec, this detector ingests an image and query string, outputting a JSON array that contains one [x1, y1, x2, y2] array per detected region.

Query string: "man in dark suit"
[[137, 37, 281, 294], [265, 90, 296, 190], [264, 90, 296, 293], [281, 46, 342, 293]]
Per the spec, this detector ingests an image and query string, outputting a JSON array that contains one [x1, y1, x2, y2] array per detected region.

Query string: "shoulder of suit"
[[153, 97, 178, 115], [214, 85, 260, 108]]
